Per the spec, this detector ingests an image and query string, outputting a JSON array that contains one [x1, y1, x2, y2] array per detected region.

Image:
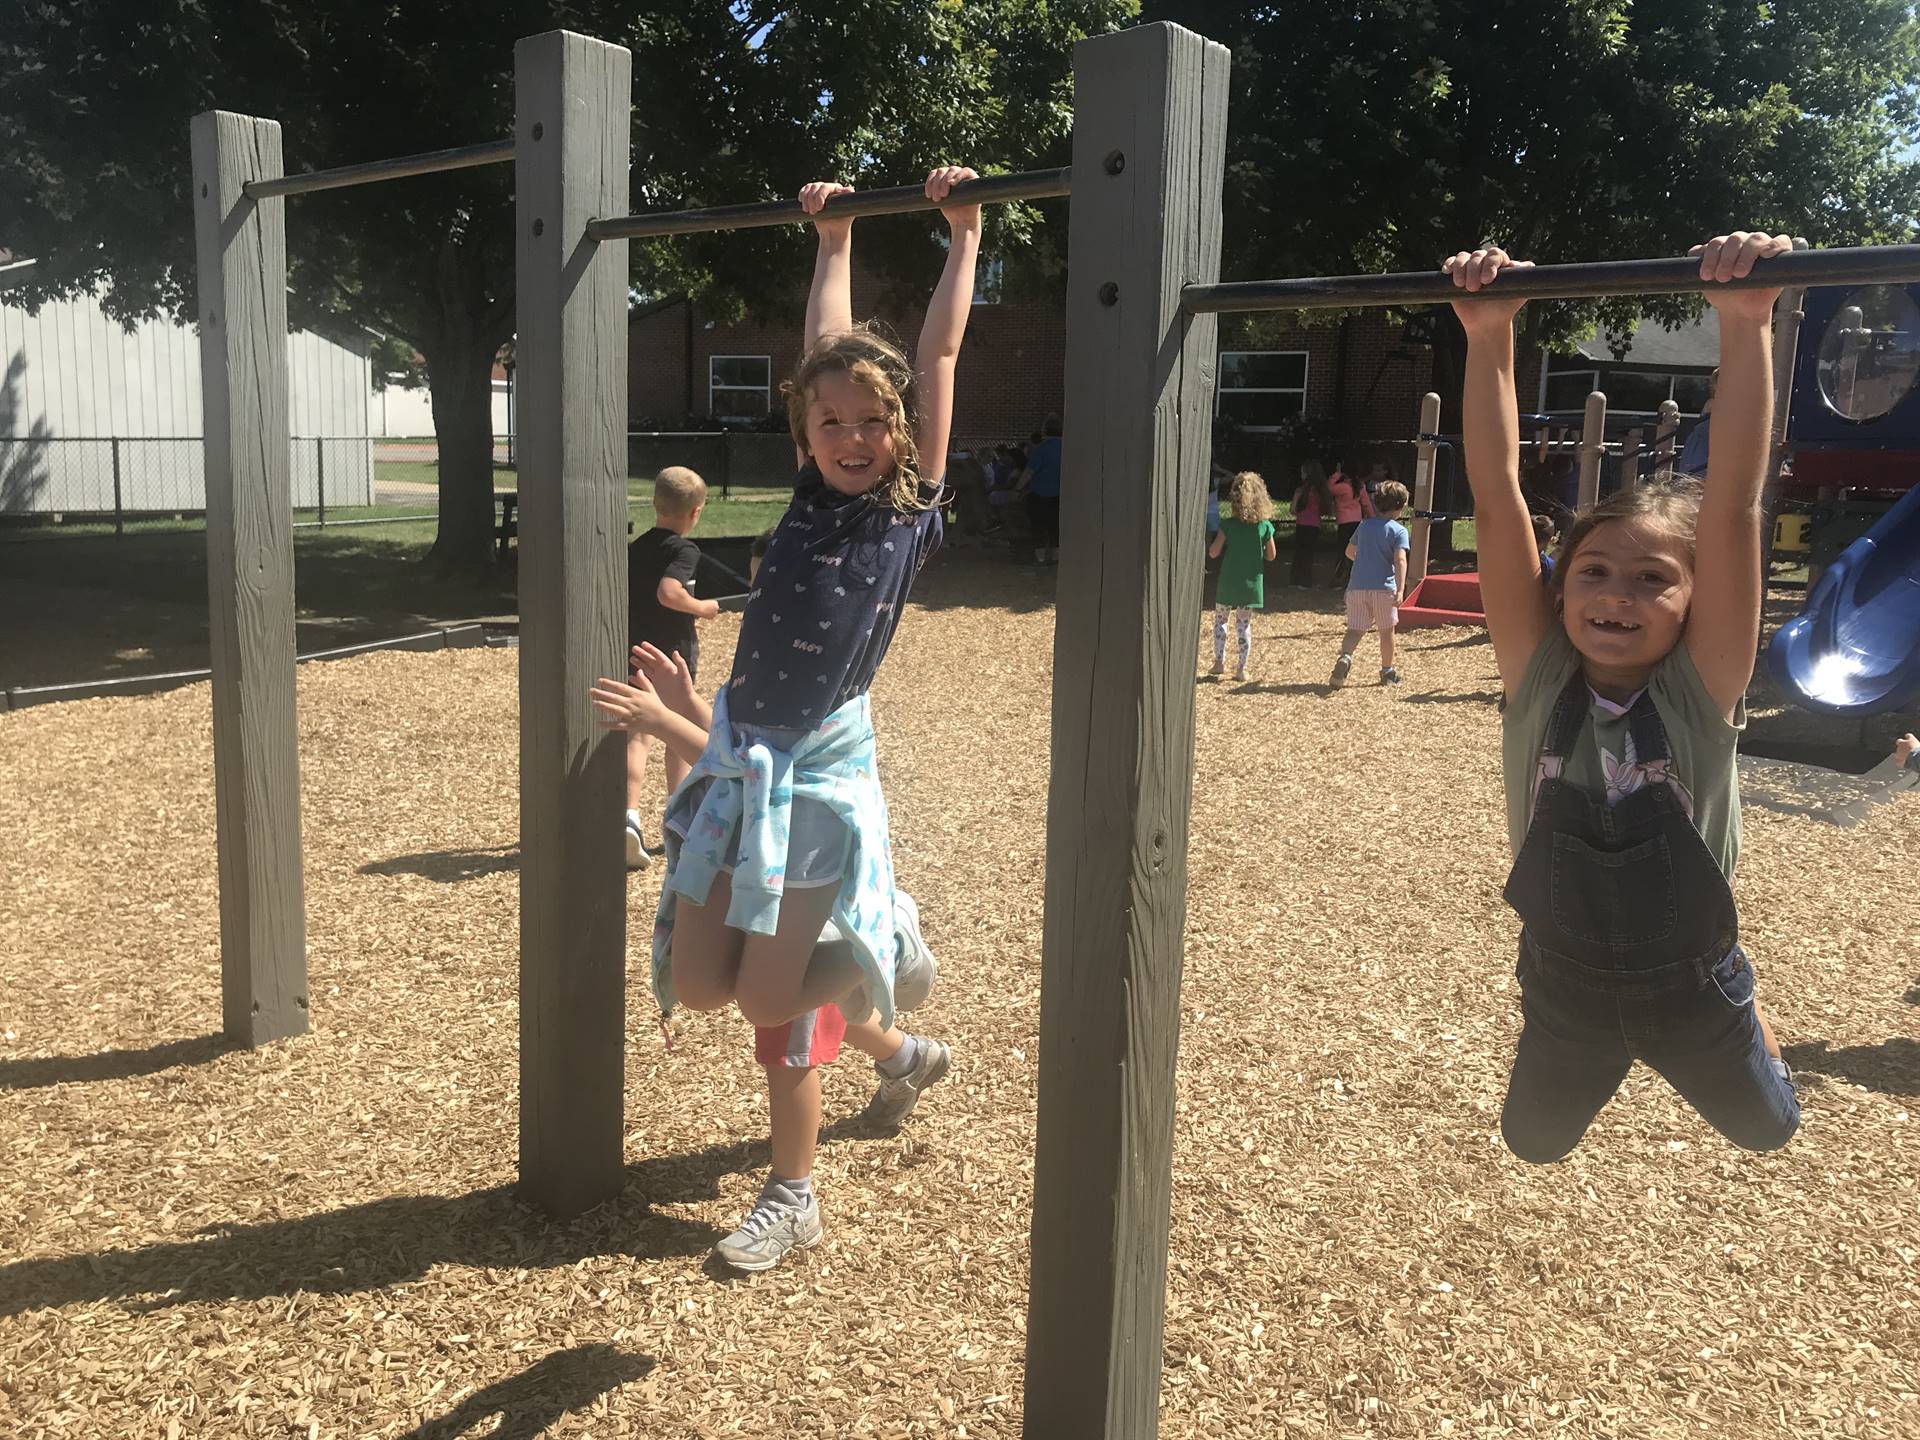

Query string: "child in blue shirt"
[[1329, 481, 1412, 687]]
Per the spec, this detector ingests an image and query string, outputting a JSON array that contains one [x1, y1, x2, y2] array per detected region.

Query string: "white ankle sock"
[[877, 1034, 921, 1079]]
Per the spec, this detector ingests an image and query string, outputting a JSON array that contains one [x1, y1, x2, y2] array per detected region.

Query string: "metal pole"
[[1182, 243, 1920, 314], [589, 167, 1072, 242], [1407, 392, 1442, 586], [111, 437, 124, 536], [1577, 391, 1607, 509], [316, 437, 326, 527], [243, 138, 515, 200]]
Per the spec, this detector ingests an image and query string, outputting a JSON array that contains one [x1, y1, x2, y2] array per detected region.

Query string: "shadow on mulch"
[[1217, 680, 1333, 699], [1783, 1036, 1920, 1098], [0, 1184, 716, 1318], [1399, 689, 1503, 708], [0, 1114, 895, 1316], [1905, 981, 1919, 1005], [1408, 631, 1492, 651], [398, 1344, 655, 1440], [361, 846, 521, 883], [0, 1034, 236, 1092]]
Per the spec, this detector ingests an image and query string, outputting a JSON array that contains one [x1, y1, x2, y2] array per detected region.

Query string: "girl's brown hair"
[[781, 324, 930, 512], [1295, 458, 1335, 514], [1227, 471, 1274, 524], [1548, 479, 1704, 601]]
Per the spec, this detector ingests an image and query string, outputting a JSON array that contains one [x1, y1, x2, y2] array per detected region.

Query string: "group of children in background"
[[1207, 457, 1414, 688]]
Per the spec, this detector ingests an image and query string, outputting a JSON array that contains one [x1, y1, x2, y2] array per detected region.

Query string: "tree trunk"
[[424, 339, 502, 578]]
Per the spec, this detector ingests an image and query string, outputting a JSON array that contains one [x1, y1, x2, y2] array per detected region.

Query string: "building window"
[[709, 355, 771, 424], [972, 256, 1005, 306], [1216, 351, 1308, 429], [1543, 368, 1600, 412]]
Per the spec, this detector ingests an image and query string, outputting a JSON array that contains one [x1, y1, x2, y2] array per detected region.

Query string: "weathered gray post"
[[514, 30, 633, 1218], [191, 111, 309, 1047], [1024, 22, 1228, 1438], [1406, 391, 1442, 586], [1577, 390, 1608, 508]]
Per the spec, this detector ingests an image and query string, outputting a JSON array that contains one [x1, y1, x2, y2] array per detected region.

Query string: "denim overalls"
[[1500, 673, 1800, 1162]]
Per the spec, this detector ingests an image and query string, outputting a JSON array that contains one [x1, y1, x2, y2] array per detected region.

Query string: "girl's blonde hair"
[[781, 324, 930, 512], [1227, 471, 1274, 524], [1549, 479, 1704, 602]]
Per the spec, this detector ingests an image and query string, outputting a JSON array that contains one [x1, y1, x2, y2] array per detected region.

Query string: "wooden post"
[[191, 111, 308, 1047], [514, 30, 633, 1219], [1406, 391, 1442, 586], [1653, 398, 1679, 484], [1577, 390, 1607, 508], [1023, 23, 1228, 1439]]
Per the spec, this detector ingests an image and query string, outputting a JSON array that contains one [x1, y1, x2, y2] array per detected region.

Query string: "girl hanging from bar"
[[1445, 231, 1802, 1162], [591, 166, 981, 1268]]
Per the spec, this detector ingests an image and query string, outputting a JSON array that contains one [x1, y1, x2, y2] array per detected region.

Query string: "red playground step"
[[1398, 571, 1486, 628]]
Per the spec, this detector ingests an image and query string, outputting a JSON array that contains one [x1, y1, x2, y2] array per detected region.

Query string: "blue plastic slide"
[[1768, 482, 1920, 715]]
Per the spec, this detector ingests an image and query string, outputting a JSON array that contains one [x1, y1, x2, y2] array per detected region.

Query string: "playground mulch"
[[1, 554, 1916, 1439]]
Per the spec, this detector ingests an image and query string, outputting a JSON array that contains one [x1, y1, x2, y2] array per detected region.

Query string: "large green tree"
[[1145, 0, 1920, 422], [0, 0, 1130, 573]]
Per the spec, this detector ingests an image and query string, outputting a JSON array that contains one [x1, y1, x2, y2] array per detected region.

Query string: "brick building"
[[628, 266, 1458, 471]]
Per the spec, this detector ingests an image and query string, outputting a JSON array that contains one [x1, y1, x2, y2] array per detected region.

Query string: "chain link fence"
[[0, 436, 449, 537]]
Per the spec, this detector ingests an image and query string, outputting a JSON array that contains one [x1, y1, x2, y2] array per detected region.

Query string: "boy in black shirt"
[[625, 466, 718, 867]]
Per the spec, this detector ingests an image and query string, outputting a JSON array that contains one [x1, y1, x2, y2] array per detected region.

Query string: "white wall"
[[0, 293, 373, 514], [368, 378, 514, 438]]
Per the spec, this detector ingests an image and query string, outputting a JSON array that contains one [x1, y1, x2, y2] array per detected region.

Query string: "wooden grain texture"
[[190, 111, 308, 1048], [1577, 390, 1608, 509], [1407, 391, 1442, 585], [1023, 23, 1228, 1439], [513, 31, 632, 1219]]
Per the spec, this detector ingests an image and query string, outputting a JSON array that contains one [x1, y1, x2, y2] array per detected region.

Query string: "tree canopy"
[[0, 0, 1133, 569], [1145, 0, 1920, 394]]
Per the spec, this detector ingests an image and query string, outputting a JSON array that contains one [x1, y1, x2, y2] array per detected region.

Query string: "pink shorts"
[[754, 1005, 848, 1068], [1344, 588, 1399, 633]]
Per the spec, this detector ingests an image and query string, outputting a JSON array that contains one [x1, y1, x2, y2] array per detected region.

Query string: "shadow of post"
[[0, 1034, 237, 1092], [0, 1113, 887, 1317], [398, 1344, 654, 1440]]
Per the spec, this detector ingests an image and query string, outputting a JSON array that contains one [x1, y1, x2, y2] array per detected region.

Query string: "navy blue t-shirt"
[[727, 463, 944, 729]]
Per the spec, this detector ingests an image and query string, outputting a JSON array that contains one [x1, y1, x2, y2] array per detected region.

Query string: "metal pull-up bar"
[[585, 166, 1073, 242], [1182, 243, 1920, 314], [242, 138, 516, 199]]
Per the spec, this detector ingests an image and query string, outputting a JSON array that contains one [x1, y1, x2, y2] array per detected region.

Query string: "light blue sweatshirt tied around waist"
[[651, 687, 899, 1029]]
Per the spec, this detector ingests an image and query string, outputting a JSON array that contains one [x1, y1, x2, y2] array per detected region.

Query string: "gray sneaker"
[[891, 892, 938, 1012], [1329, 652, 1353, 687], [834, 891, 939, 1019], [713, 1181, 822, 1273], [862, 1036, 951, 1131]]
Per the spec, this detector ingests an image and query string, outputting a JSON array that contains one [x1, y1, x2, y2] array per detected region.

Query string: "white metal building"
[[0, 282, 374, 515]]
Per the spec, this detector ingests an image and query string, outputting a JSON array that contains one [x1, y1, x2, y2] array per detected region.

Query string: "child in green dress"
[[1207, 471, 1278, 681]]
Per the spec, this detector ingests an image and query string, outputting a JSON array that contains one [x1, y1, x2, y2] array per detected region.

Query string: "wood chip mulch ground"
[[2, 554, 1915, 1438]]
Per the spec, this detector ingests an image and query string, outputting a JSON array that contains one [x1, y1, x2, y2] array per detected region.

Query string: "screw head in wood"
[[532, 122, 544, 141], [1104, 150, 1126, 175], [532, 218, 545, 237], [1098, 282, 1120, 306]]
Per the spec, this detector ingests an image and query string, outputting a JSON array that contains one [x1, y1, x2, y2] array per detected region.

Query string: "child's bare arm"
[[1686, 231, 1794, 721], [799, 181, 855, 351], [631, 642, 712, 732], [1208, 530, 1226, 559], [913, 165, 982, 484], [1446, 247, 1556, 696], [590, 675, 709, 769], [1263, 531, 1277, 562], [655, 576, 721, 620], [1394, 546, 1408, 603]]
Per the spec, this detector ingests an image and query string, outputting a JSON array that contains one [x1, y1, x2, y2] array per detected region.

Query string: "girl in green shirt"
[[1207, 471, 1278, 681]]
